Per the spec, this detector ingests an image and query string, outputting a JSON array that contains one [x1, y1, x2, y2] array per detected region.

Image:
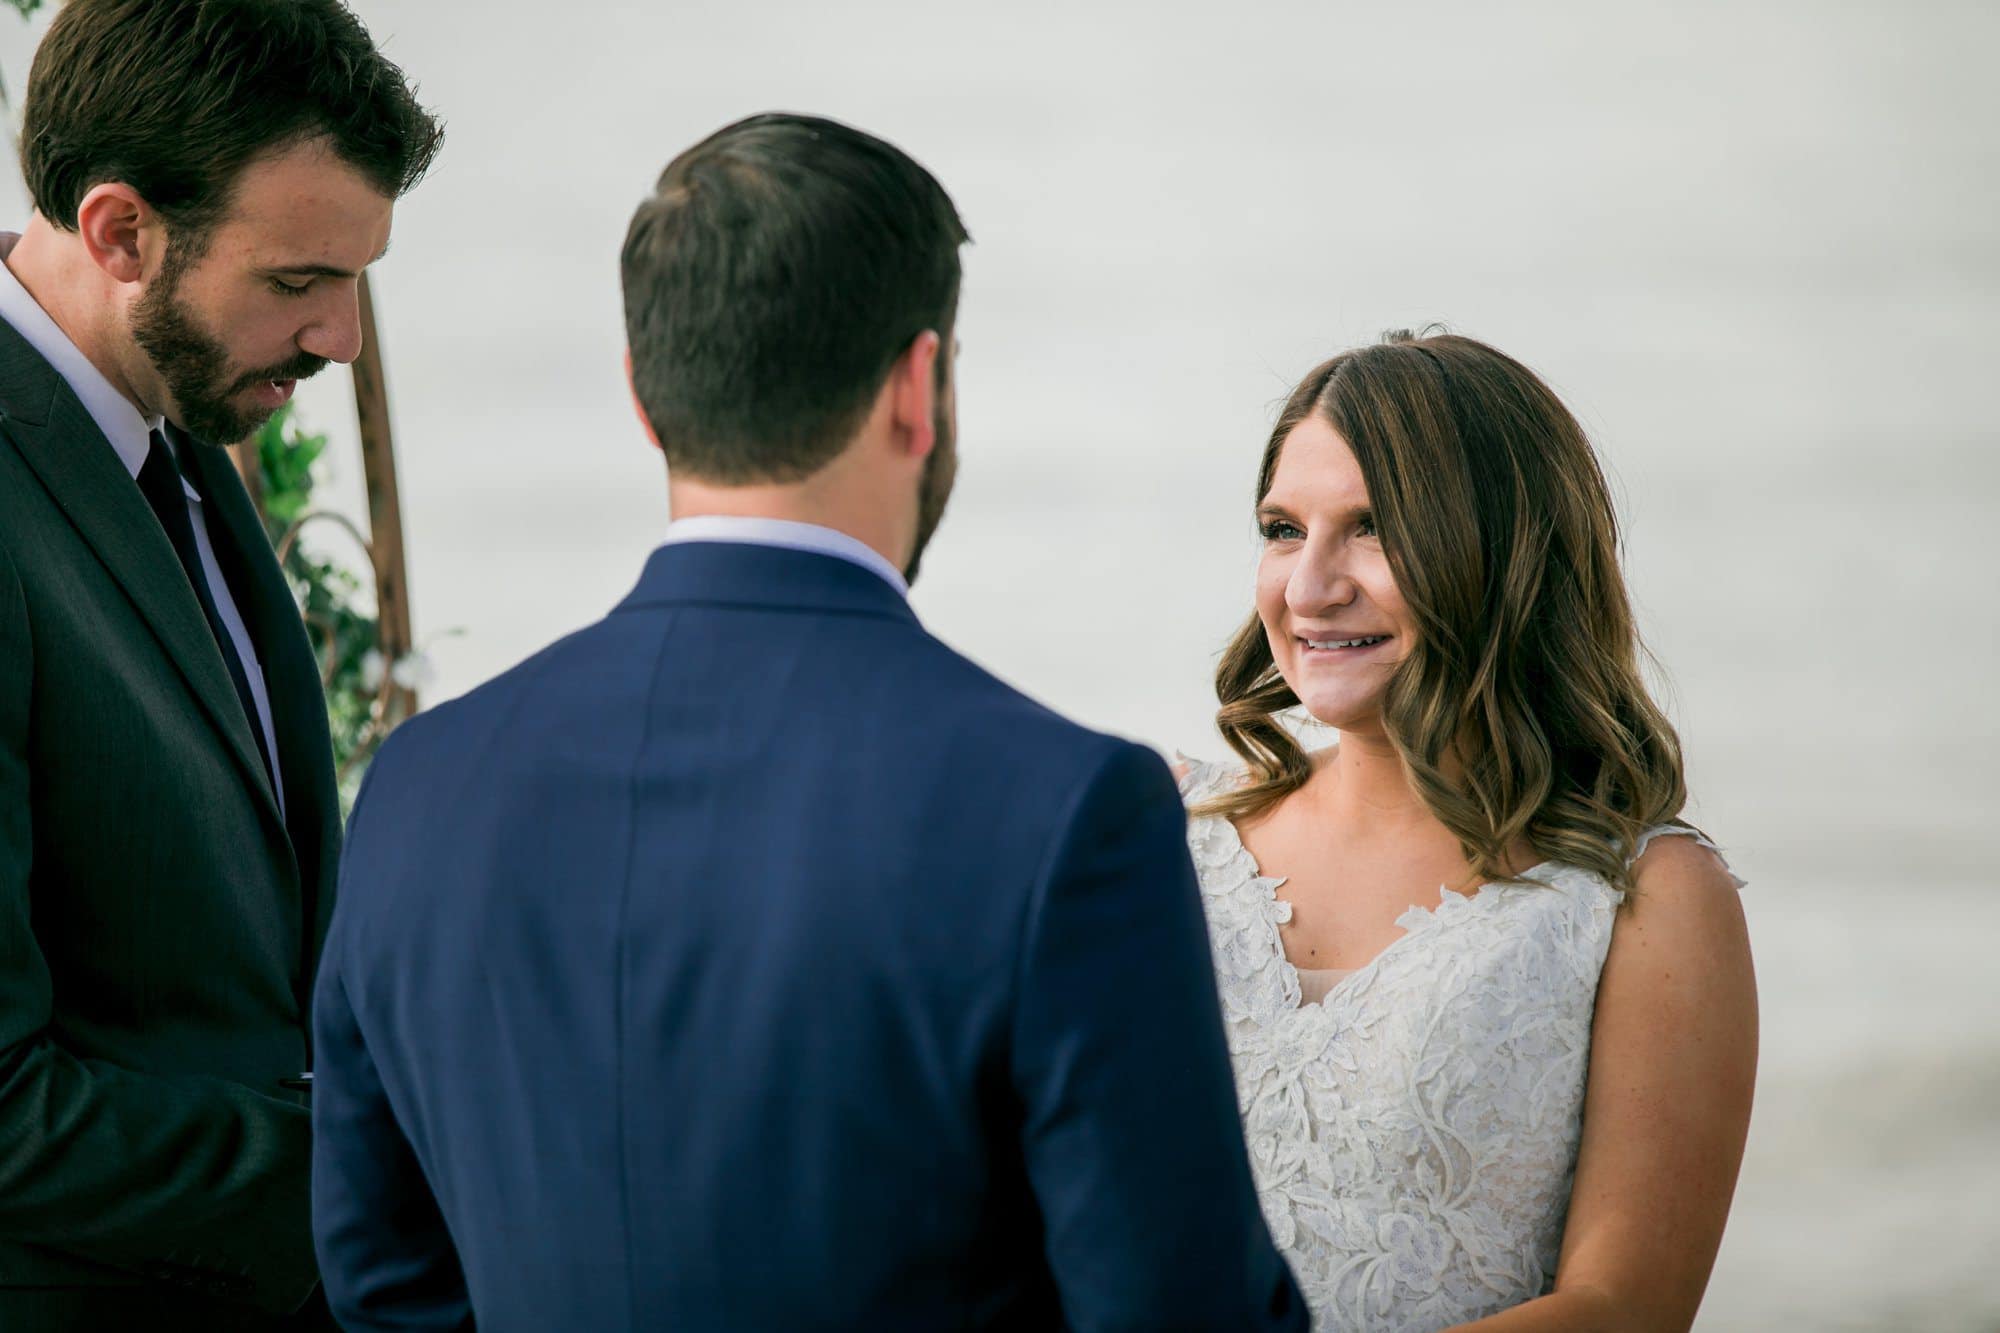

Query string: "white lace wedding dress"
[[1179, 758, 1738, 1331]]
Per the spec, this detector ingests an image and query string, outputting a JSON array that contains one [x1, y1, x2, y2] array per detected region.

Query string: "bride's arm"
[[1447, 833, 1759, 1333]]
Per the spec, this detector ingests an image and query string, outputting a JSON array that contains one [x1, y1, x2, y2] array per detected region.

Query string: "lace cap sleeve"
[[1172, 752, 1236, 806], [1632, 824, 1747, 890]]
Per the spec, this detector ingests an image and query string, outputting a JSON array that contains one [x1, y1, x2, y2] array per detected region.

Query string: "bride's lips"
[[1296, 633, 1393, 659]]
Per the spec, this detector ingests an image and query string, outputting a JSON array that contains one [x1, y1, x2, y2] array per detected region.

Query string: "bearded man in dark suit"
[[0, 2, 440, 1327]]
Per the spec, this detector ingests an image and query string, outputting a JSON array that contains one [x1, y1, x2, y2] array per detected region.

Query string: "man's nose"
[[297, 286, 365, 365]]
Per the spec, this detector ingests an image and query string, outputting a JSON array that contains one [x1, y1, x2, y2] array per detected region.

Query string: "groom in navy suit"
[[311, 113, 1305, 1331]]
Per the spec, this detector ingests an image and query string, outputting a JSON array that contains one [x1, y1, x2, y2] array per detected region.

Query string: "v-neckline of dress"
[[1217, 810, 1557, 1010]]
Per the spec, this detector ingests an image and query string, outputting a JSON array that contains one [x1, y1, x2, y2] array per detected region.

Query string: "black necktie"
[[136, 429, 277, 792]]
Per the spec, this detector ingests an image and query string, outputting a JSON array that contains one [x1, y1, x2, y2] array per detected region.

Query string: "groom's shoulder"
[[896, 630, 1167, 789], [900, 626, 1076, 728], [348, 620, 613, 777], [357, 607, 1159, 803]]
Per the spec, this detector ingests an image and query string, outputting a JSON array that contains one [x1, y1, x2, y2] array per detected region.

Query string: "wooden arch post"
[[351, 271, 418, 722]]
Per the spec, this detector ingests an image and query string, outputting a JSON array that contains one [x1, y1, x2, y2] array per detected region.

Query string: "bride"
[[1179, 331, 1757, 1331]]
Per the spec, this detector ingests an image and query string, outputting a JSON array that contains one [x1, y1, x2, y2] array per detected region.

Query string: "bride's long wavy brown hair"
[[1197, 330, 1686, 892]]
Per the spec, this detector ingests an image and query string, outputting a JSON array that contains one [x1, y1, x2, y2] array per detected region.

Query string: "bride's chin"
[[1293, 694, 1385, 736]]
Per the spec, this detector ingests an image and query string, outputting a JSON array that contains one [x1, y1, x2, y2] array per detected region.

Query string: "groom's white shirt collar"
[[659, 515, 909, 599], [0, 231, 173, 488]]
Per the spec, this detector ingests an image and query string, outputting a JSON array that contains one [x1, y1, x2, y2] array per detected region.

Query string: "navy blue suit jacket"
[[312, 541, 1304, 1331]]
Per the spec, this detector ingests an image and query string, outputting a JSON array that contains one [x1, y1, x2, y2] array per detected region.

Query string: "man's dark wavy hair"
[[622, 112, 968, 484], [21, 0, 443, 249]]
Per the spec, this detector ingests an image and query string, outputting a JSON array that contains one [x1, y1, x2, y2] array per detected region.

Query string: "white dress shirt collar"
[[660, 515, 909, 599], [0, 231, 177, 490]]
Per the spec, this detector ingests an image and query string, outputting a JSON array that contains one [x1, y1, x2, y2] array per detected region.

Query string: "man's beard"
[[902, 401, 957, 586], [129, 259, 329, 444]]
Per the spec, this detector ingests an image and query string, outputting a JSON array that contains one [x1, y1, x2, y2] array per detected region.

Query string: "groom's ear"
[[888, 330, 941, 462], [625, 350, 665, 453]]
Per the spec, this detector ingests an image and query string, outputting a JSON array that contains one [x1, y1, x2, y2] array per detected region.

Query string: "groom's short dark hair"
[[22, 0, 442, 251], [622, 113, 968, 484]]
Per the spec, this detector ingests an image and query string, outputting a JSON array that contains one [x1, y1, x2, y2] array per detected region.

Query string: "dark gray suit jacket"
[[0, 313, 341, 1320]]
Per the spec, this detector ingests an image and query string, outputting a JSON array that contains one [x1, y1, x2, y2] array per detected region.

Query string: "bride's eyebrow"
[[1259, 497, 1375, 523]]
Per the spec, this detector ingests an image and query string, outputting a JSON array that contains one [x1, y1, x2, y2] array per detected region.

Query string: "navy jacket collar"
[[617, 540, 921, 627]]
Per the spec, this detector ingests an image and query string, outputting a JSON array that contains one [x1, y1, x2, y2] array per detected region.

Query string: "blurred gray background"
[[6, 1, 1997, 1327]]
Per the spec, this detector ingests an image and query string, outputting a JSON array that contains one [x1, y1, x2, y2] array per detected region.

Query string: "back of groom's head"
[[621, 113, 968, 485]]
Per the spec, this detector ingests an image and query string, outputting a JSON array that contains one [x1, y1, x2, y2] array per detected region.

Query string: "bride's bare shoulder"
[[1629, 828, 1744, 912]]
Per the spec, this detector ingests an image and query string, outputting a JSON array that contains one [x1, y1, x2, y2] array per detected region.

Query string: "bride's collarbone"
[[1231, 812, 1488, 973]]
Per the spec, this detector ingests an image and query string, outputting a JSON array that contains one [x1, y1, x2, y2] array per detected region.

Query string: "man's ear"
[[626, 349, 664, 452], [74, 183, 158, 285], [888, 330, 940, 462]]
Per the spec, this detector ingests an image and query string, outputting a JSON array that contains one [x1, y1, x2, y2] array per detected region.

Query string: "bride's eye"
[[1259, 518, 1303, 542], [1355, 512, 1378, 539]]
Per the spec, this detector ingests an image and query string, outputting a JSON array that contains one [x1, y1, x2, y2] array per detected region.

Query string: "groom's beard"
[[902, 405, 957, 586]]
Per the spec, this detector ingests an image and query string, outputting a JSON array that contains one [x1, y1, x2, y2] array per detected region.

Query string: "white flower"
[[390, 651, 435, 691], [358, 649, 386, 691]]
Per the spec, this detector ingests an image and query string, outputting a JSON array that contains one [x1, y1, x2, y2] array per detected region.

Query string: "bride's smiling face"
[[1256, 414, 1412, 733]]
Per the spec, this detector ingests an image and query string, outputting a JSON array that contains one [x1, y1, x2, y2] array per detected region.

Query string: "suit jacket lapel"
[[182, 438, 343, 1002], [182, 438, 341, 873], [0, 327, 282, 828]]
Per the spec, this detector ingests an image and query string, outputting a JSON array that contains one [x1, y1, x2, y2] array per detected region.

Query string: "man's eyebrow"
[[266, 241, 392, 279]]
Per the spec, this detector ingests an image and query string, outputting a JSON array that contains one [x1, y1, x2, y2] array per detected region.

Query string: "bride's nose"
[[1286, 543, 1359, 618]]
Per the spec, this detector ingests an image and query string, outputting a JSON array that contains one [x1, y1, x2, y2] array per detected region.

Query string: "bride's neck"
[[1308, 726, 1437, 834], [1304, 724, 1540, 881]]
